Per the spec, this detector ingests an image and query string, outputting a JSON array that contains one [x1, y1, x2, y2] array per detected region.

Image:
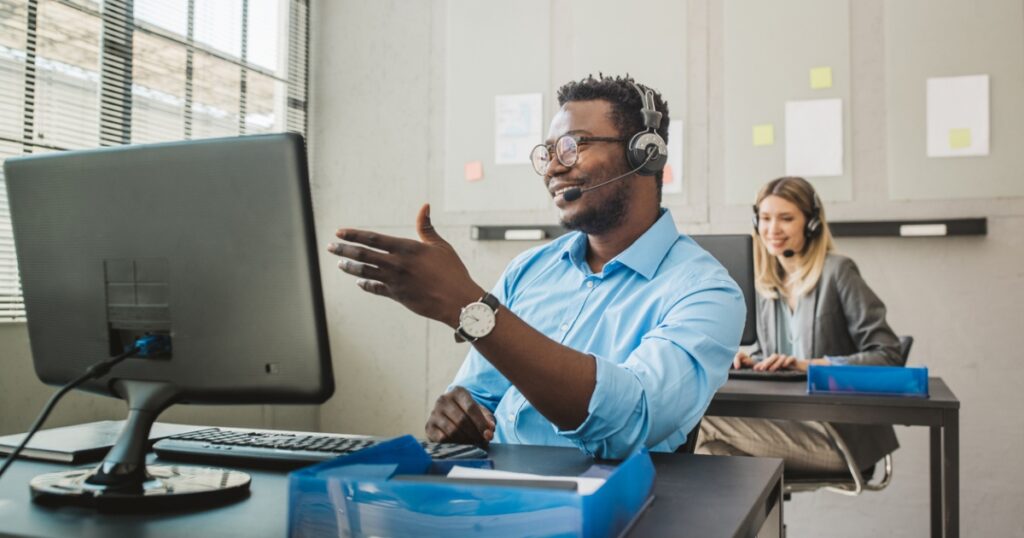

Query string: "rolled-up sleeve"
[[557, 278, 745, 458]]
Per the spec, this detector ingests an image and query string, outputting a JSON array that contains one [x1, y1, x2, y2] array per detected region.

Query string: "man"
[[327, 75, 744, 458]]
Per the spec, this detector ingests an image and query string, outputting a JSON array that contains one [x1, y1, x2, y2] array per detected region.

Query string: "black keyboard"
[[152, 428, 488, 468], [728, 368, 807, 381]]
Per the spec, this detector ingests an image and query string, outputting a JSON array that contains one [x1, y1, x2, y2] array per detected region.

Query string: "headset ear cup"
[[805, 216, 821, 239], [627, 131, 668, 175], [805, 192, 823, 239], [752, 205, 760, 233]]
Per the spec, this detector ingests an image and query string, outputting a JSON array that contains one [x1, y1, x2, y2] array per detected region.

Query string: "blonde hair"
[[752, 177, 835, 300]]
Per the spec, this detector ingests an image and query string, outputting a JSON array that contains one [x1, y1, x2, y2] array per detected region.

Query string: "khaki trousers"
[[696, 416, 849, 473]]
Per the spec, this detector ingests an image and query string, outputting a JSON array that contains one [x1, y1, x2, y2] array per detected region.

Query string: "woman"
[[697, 176, 903, 473]]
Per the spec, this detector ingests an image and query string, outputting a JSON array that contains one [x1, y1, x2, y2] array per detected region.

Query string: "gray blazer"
[[751, 253, 903, 469]]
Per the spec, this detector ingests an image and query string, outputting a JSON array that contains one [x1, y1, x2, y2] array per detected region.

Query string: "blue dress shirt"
[[449, 209, 745, 458]]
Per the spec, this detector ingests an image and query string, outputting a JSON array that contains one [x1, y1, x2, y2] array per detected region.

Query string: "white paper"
[[663, 119, 684, 194], [926, 75, 989, 157], [495, 93, 543, 165], [785, 98, 843, 177], [447, 465, 606, 495]]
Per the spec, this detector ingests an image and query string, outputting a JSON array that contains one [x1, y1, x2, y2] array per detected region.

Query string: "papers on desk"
[[447, 465, 606, 495]]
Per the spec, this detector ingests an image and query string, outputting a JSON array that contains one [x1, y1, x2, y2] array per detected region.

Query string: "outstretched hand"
[[327, 203, 485, 327]]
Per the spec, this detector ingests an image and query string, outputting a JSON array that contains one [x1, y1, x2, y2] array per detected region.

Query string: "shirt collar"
[[559, 208, 679, 280]]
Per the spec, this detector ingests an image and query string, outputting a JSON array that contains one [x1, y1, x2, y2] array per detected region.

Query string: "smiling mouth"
[[552, 185, 582, 198]]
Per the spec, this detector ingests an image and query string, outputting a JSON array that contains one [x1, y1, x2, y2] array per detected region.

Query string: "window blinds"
[[0, 0, 310, 322]]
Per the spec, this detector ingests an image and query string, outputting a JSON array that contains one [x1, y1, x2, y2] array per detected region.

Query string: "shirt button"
[[586, 281, 594, 288], [507, 413, 515, 421], [561, 324, 569, 332]]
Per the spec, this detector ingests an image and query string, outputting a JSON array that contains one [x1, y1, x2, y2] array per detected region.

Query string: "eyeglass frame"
[[530, 134, 628, 175]]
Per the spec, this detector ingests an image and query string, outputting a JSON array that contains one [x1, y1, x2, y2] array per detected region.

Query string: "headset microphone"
[[782, 249, 795, 258], [561, 149, 656, 202]]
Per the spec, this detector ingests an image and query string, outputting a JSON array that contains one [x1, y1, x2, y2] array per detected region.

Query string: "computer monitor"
[[4, 133, 333, 508], [690, 234, 757, 346]]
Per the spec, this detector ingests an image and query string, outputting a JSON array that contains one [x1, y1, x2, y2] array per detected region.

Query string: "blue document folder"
[[288, 435, 655, 537], [807, 364, 929, 397]]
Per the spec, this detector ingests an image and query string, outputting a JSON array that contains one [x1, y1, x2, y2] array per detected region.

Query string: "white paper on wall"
[[662, 119, 684, 194], [494, 93, 543, 165], [926, 74, 989, 158], [784, 98, 843, 177]]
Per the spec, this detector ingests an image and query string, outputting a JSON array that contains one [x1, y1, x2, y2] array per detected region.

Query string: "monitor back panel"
[[4, 134, 333, 403], [690, 234, 756, 346]]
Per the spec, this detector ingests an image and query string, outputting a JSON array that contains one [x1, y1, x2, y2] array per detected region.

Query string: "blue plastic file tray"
[[287, 435, 655, 538], [807, 364, 929, 397]]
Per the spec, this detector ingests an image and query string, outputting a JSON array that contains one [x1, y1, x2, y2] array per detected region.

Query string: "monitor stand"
[[28, 379, 251, 511]]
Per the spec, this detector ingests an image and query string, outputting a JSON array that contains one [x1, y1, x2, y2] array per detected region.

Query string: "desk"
[[0, 444, 783, 538], [707, 377, 960, 538]]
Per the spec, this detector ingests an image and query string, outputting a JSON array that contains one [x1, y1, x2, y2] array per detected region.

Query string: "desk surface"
[[0, 444, 782, 538], [715, 376, 958, 408], [709, 376, 959, 427]]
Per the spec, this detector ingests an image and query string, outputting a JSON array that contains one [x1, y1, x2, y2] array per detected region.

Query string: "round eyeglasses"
[[529, 134, 627, 175]]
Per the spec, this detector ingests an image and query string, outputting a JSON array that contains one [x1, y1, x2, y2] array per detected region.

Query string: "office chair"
[[784, 335, 913, 497], [676, 420, 703, 454]]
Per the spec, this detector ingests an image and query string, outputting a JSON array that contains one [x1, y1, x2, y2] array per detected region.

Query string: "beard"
[[559, 175, 631, 235]]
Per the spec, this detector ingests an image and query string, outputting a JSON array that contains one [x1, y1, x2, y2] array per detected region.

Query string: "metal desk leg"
[[930, 426, 941, 537], [943, 410, 959, 538]]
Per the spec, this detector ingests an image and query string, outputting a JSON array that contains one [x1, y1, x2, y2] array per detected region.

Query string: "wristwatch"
[[454, 293, 500, 343]]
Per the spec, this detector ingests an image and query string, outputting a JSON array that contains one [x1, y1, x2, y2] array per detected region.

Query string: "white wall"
[[308, 1, 1024, 536]]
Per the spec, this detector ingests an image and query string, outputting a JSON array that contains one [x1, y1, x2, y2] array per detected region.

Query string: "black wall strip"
[[472, 218, 987, 241]]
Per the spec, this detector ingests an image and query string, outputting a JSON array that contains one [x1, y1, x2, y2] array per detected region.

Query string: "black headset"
[[751, 183, 823, 240], [627, 83, 668, 175]]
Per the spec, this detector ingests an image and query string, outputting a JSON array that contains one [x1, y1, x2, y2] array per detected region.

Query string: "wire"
[[0, 334, 168, 481]]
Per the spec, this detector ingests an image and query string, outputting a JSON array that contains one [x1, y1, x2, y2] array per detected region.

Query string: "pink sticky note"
[[464, 161, 483, 181], [662, 164, 674, 184]]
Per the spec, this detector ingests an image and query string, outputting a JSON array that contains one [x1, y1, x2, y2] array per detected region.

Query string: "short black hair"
[[556, 74, 670, 195]]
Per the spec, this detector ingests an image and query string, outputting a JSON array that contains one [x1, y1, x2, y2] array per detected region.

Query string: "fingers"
[[415, 203, 445, 245], [754, 354, 779, 371], [356, 279, 391, 297], [329, 243, 394, 271], [334, 228, 409, 253], [426, 411, 466, 442], [335, 257, 384, 281], [426, 389, 492, 445], [425, 423, 446, 443], [452, 388, 495, 441], [733, 351, 751, 369], [755, 354, 797, 371], [479, 407, 496, 442]]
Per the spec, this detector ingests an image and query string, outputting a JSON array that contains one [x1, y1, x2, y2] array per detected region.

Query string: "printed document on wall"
[[926, 75, 989, 158], [495, 93, 543, 165], [785, 98, 843, 177]]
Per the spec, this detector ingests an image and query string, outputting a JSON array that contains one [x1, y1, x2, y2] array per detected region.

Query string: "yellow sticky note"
[[464, 160, 483, 181], [949, 128, 972, 149], [662, 164, 674, 184], [810, 67, 833, 90], [752, 124, 774, 147]]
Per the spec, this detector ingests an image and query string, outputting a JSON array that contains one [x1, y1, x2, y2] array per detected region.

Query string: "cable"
[[0, 334, 169, 480]]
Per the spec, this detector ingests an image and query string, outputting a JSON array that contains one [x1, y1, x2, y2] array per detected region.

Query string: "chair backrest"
[[676, 419, 702, 454], [898, 335, 914, 364]]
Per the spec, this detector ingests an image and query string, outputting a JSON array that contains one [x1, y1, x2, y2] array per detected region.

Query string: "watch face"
[[459, 302, 496, 338]]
